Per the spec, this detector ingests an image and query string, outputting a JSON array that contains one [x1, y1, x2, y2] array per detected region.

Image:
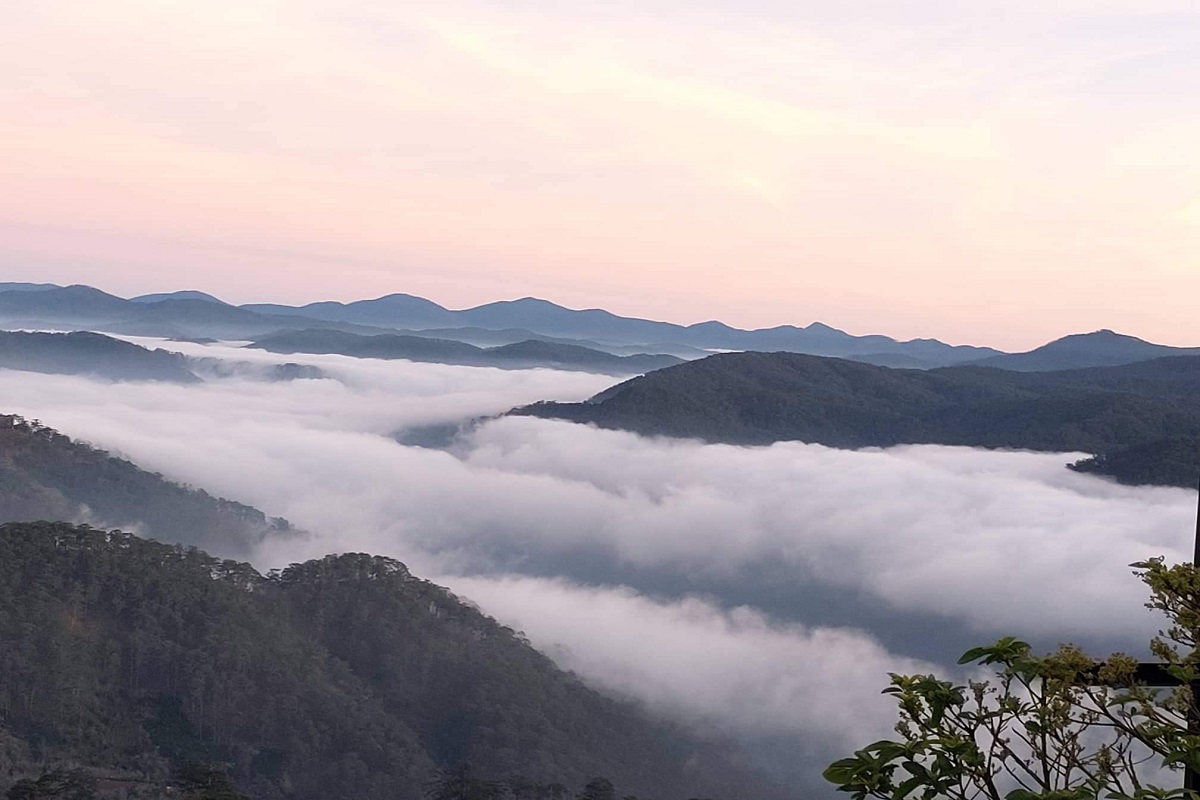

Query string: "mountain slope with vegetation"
[[0, 331, 200, 383], [0, 522, 781, 800], [515, 352, 1200, 487], [0, 415, 290, 556]]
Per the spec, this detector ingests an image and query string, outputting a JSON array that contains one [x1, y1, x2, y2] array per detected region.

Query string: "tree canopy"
[[824, 558, 1200, 800]]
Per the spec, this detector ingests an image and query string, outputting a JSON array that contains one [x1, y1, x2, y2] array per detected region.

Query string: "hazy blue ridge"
[[968, 329, 1200, 371], [248, 328, 684, 374]]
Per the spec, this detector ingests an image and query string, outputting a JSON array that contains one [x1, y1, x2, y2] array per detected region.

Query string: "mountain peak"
[[131, 290, 229, 305], [972, 329, 1200, 371]]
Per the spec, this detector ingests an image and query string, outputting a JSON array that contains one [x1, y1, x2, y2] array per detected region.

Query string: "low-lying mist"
[[2, 337, 1193, 790]]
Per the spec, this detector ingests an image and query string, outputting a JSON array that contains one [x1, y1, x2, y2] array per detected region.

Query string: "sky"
[[3, 1, 1200, 349], [3, 345, 1196, 788]]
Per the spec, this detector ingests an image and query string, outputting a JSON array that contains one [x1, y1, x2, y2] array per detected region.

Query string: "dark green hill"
[[248, 330, 683, 375], [1068, 437, 1200, 488], [0, 522, 781, 800], [0, 331, 200, 383], [514, 352, 1200, 487], [0, 415, 288, 556]]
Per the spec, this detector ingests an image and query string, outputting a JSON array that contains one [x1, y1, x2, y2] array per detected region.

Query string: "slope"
[[0, 522, 783, 800], [0, 330, 200, 383], [970, 330, 1200, 371], [0, 415, 290, 556], [514, 352, 1200, 486]]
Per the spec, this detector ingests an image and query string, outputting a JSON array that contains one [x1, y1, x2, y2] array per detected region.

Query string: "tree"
[[824, 558, 1200, 800], [576, 778, 616, 800], [5, 769, 96, 800], [172, 762, 250, 800], [425, 765, 504, 800]]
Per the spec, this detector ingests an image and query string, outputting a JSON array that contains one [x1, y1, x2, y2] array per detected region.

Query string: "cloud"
[[1, 342, 1193, 786], [6, 340, 1190, 644], [447, 573, 934, 752]]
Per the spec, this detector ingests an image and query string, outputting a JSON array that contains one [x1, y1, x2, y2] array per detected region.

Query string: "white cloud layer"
[[1, 341, 1193, 786], [449, 574, 934, 752]]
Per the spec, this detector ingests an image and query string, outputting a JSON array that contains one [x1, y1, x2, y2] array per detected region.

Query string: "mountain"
[[0, 330, 200, 382], [1068, 437, 1200, 489], [0, 281, 60, 292], [0, 286, 392, 340], [130, 290, 229, 304], [969, 330, 1200, 372], [513, 352, 1200, 486], [456, 297, 684, 343], [21, 282, 1200, 372], [0, 284, 131, 322], [242, 293, 456, 329], [395, 327, 711, 359], [238, 294, 1003, 366], [0, 414, 290, 556], [0, 522, 781, 800], [248, 329, 684, 375]]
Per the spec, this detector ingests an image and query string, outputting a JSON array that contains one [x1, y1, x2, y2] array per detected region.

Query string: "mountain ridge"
[[248, 329, 684, 375], [8, 283, 1200, 371], [512, 351, 1200, 487], [969, 329, 1200, 371]]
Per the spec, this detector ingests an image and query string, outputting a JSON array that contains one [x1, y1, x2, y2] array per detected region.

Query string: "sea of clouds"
[[1, 338, 1195, 789]]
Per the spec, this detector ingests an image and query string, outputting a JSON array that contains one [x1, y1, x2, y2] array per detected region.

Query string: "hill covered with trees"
[[0, 331, 199, 383], [0, 522, 781, 800], [0, 415, 290, 557], [514, 352, 1200, 487]]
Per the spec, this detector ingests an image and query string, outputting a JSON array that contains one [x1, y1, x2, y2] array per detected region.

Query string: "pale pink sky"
[[3, 1, 1200, 350]]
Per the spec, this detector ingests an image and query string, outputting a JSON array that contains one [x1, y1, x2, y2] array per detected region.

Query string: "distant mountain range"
[[3, 282, 1199, 373], [514, 352, 1200, 488], [0, 284, 998, 366], [0, 284, 391, 341], [249, 329, 684, 375], [243, 294, 1003, 366]]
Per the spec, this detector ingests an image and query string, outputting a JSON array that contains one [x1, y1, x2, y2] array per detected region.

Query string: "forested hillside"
[[0, 415, 289, 556], [0, 522, 780, 800], [515, 352, 1200, 487], [0, 331, 199, 383]]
